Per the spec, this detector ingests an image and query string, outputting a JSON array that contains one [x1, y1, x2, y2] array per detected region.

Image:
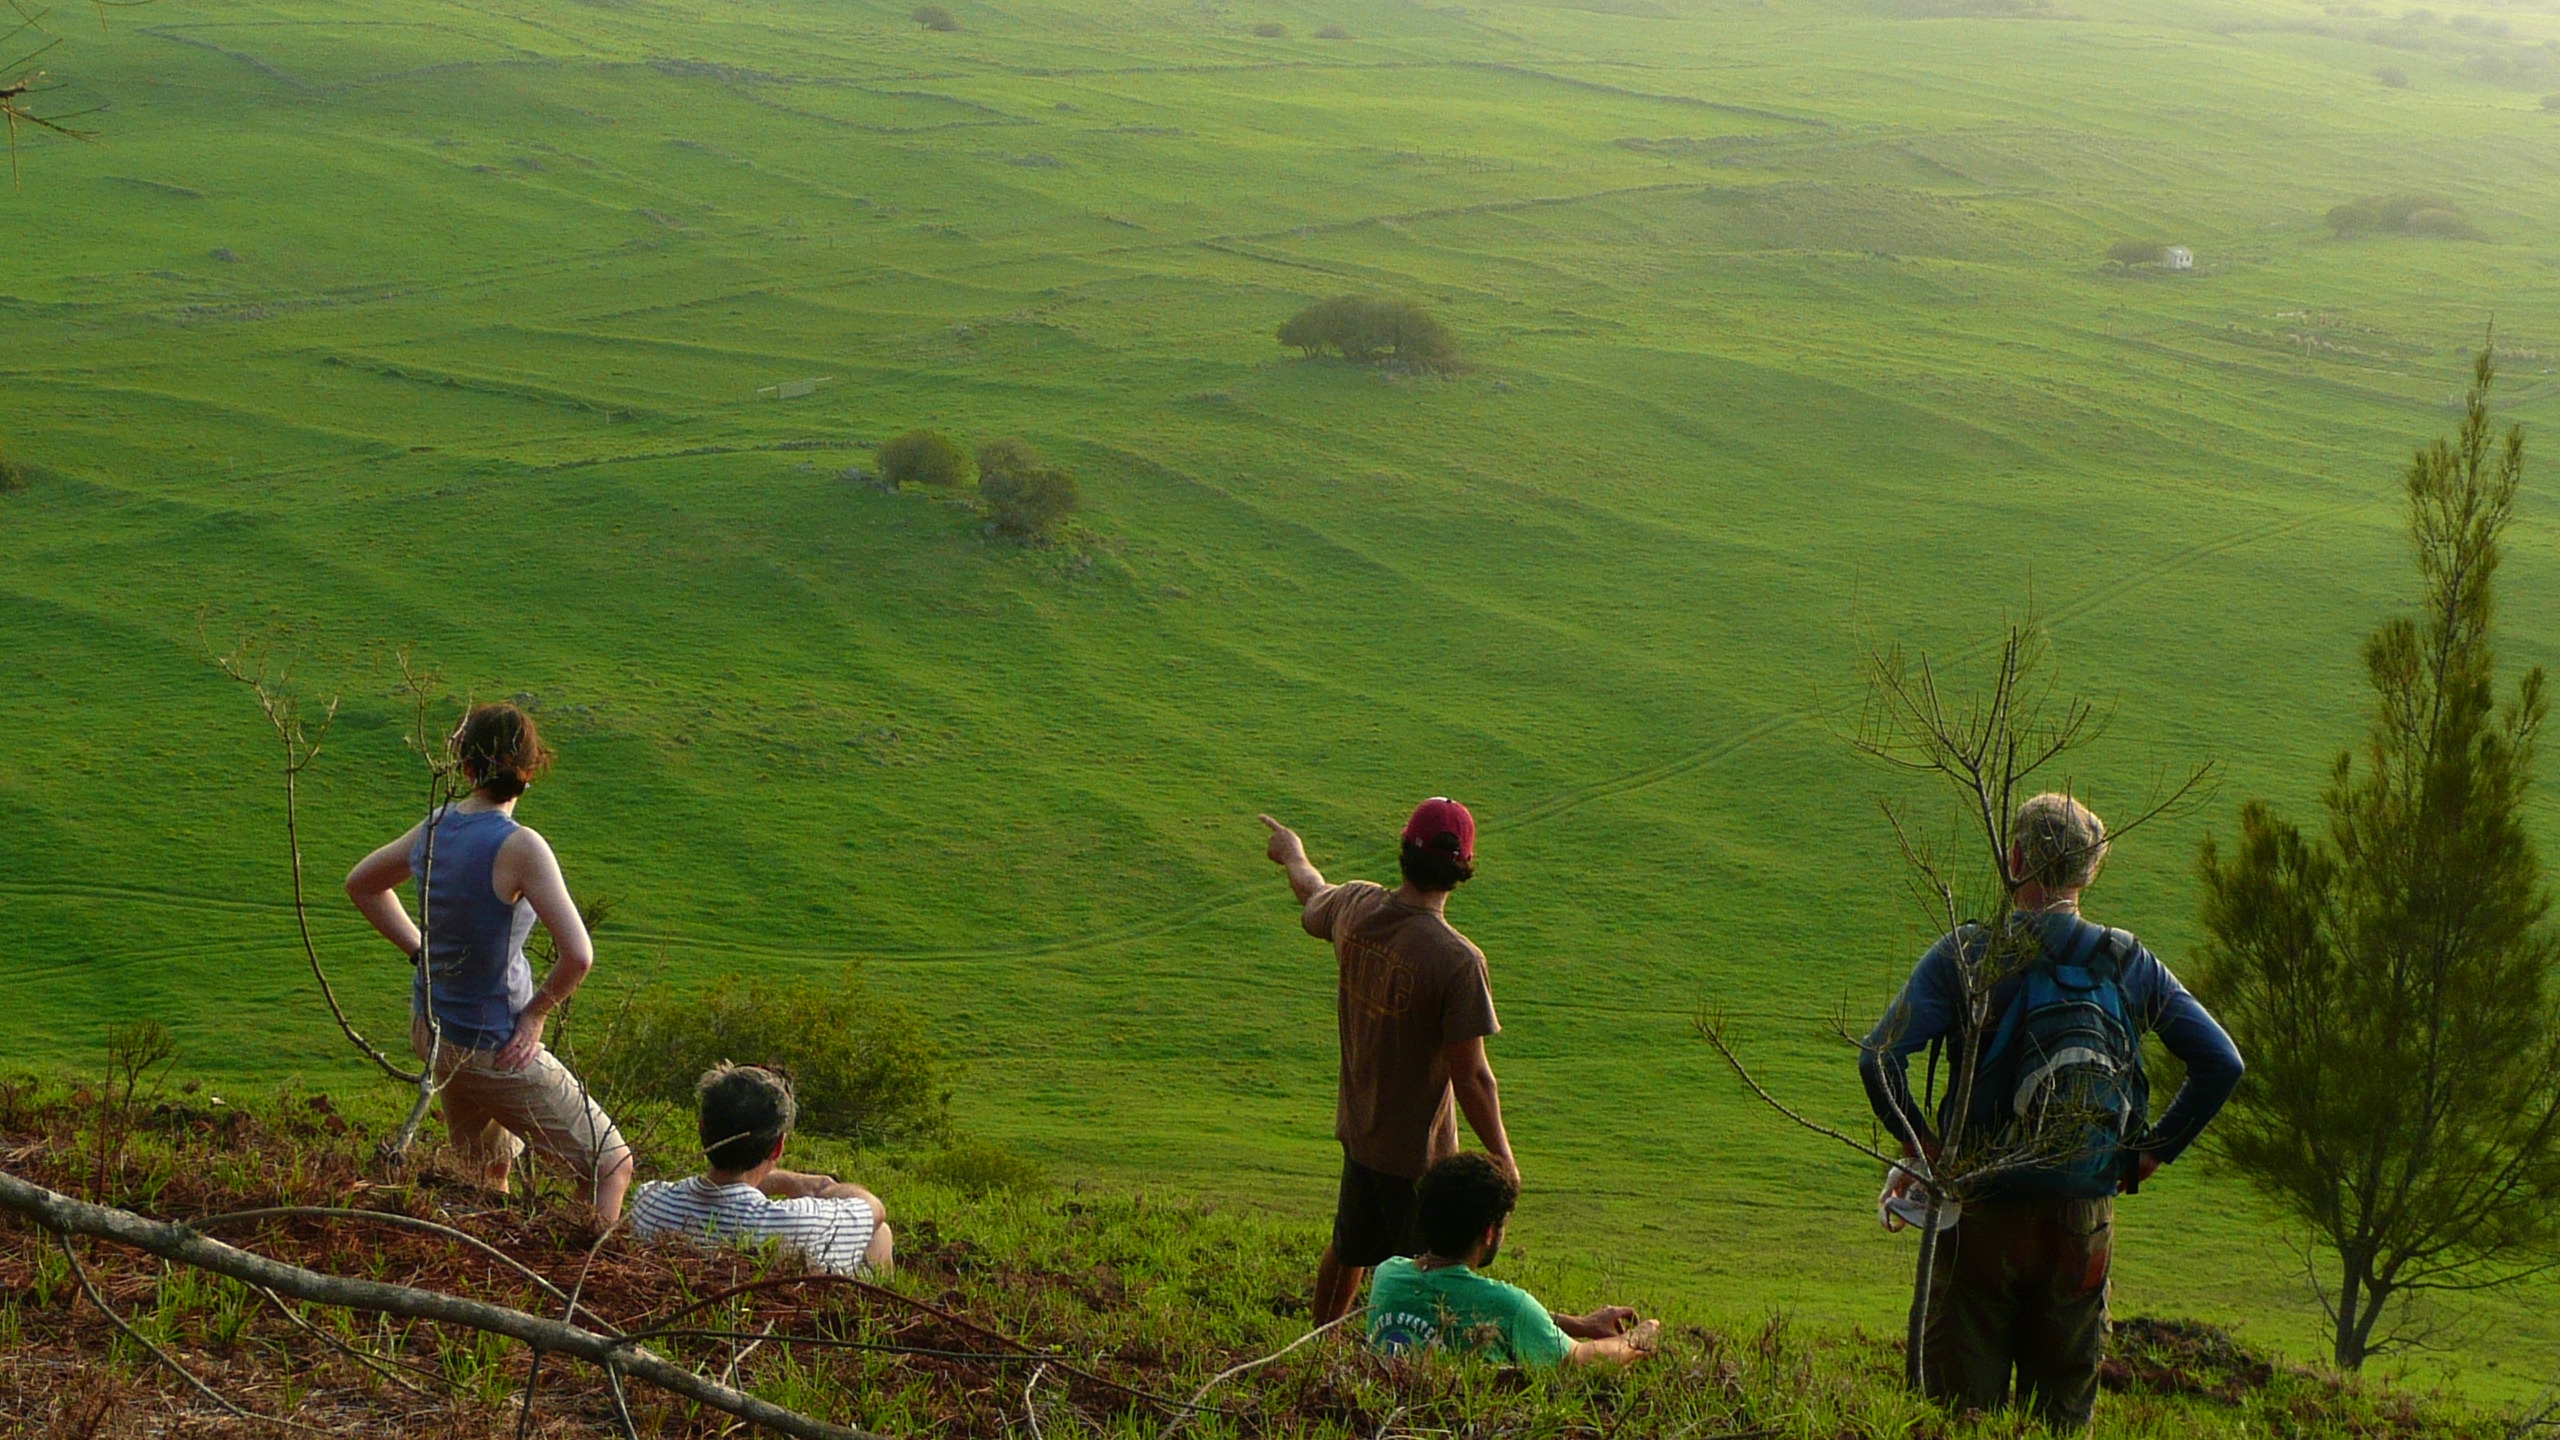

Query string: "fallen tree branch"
[[191, 1205, 618, 1332], [2, 1168, 885, 1440]]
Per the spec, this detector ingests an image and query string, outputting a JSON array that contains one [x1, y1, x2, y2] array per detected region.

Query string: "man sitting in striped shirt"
[[627, 1063, 895, 1275]]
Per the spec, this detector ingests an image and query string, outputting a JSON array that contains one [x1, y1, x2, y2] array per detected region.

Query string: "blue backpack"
[[1960, 919, 2151, 1196]]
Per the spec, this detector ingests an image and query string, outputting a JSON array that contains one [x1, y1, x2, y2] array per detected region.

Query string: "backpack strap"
[[1976, 918, 2105, 1070], [2044, 917, 2112, 988]]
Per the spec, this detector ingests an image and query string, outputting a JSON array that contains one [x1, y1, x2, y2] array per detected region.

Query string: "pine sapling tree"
[[2197, 343, 2560, 1370]]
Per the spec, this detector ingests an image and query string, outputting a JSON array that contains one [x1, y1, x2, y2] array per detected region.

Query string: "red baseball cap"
[[1402, 797, 1476, 862]]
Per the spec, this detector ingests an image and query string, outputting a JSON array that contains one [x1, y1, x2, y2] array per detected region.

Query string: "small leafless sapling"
[[383, 649, 470, 1160], [0, 0, 111, 182], [213, 637, 422, 1088], [212, 637, 469, 1160], [1698, 618, 2211, 1388]]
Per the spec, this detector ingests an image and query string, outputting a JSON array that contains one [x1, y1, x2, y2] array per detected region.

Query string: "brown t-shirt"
[[1303, 880, 1501, 1179]]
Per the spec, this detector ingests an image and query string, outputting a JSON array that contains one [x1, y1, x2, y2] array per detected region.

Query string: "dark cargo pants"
[[1919, 1195, 2112, 1431]]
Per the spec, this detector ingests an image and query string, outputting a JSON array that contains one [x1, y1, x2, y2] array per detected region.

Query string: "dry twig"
[[58, 1231, 304, 1429]]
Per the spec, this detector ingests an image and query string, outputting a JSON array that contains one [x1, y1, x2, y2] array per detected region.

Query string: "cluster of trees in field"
[[912, 4, 961, 31], [869, 429, 1081, 540], [2326, 193, 2482, 239], [1277, 295, 1463, 374], [2299, 8, 2560, 87]]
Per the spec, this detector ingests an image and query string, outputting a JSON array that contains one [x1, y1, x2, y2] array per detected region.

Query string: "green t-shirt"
[[1366, 1256, 1573, 1367]]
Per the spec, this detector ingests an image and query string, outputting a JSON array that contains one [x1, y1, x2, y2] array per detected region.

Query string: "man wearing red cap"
[[1261, 798, 1515, 1327]]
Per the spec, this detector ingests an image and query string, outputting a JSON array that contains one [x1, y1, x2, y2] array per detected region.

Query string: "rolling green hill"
[[7, 0, 2560, 1401]]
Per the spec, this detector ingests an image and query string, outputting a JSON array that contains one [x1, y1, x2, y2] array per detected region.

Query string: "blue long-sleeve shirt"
[[1858, 910, 2244, 1190]]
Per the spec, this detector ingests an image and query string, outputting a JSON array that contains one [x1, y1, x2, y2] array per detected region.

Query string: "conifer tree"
[[2198, 345, 2560, 1370]]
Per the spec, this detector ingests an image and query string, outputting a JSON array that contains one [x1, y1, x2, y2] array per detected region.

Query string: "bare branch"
[[2, 1167, 884, 1440], [1695, 1011, 1913, 1174], [209, 637, 423, 1087], [190, 1206, 616, 1331]]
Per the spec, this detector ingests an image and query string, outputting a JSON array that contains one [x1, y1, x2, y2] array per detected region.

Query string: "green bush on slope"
[[583, 972, 954, 1146]]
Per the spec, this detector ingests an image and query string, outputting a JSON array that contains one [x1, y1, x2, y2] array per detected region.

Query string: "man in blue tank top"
[[346, 703, 633, 1226]]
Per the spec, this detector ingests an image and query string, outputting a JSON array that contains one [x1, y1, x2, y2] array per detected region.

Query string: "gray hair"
[[2012, 793, 2107, 891]]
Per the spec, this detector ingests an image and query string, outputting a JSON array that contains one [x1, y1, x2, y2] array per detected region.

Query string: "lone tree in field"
[[1277, 295, 1462, 374], [913, 3, 961, 30], [2197, 345, 2560, 1371], [876, 428, 966, 487], [974, 435, 1079, 539]]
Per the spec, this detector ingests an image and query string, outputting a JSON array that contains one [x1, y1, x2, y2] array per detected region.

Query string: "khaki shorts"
[[410, 1015, 630, 1186]]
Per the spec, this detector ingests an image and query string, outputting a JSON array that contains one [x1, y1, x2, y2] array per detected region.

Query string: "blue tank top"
[[409, 806, 537, 1050]]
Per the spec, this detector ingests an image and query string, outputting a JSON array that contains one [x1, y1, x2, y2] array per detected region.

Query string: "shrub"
[[2404, 206, 2480, 237], [913, 4, 961, 30], [1252, 20, 1287, 35], [2543, 91, 2560, 109], [584, 972, 954, 1147], [982, 464, 1080, 539], [0, 454, 27, 494], [2107, 239, 2167, 267], [1275, 294, 1463, 374], [1315, 23, 1350, 37], [876, 428, 966, 487], [2326, 193, 2476, 237], [914, 1139, 1049, 1195], [973, 436, 1043, 482], [2375, 63, 2411, 87]]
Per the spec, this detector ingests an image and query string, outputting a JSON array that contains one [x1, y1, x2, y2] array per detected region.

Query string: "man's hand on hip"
[[2122, 1151, 2164, 1192]]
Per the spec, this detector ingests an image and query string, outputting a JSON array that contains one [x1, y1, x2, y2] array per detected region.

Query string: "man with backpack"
[[1859, 793, 2244, 1430]]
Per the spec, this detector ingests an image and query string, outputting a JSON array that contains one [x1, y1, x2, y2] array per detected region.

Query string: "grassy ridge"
[[0, 1076, 2515, 1436], [6, 0, 2560, 1398]]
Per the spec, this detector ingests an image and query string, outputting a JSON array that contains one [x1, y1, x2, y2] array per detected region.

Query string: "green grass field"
[[8, 0, 2560, 1404]]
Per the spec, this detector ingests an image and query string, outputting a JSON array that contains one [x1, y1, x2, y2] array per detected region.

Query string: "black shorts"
[[1331, 1154, 1422, 1268]]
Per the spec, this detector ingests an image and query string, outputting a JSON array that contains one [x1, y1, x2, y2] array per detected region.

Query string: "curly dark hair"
[[1415, 1151, 1517, 1258], [451, 703, 554, 801], [1398, 838, 1476, 893]]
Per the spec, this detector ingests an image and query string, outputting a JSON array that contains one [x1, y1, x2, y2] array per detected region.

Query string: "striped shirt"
[[627, 1177, 879, 1275]]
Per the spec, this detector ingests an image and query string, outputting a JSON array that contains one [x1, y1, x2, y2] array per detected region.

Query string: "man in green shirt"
[[1367, 1153, 1660, 1368]]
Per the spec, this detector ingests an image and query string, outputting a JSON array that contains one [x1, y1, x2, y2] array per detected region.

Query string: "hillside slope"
[[4, 0, 2560, 1395]]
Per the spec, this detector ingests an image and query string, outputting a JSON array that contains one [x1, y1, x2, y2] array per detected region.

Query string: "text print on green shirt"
[[1365, 1257, 1573, 1368]]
